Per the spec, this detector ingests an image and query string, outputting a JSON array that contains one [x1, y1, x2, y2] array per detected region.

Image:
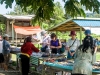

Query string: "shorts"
[[0, 53, 4, 63], [3, 53, 11, 65]]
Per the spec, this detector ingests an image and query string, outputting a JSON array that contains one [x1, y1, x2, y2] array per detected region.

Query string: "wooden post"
[[16, 33, 17, 47], [10, 19, 15, 44], [80, 27, 82, 44], [6, 20, 9, 34]]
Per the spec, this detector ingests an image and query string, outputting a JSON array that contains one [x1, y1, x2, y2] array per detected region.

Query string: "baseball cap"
[[84, 29, 91, 35], [3, 34, 10, 37], [41, 31, 47, 36]]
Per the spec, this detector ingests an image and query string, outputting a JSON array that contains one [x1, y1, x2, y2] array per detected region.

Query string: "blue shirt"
[[2, 40, 10, 55]]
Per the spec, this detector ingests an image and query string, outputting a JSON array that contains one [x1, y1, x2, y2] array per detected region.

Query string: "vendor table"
[[30, 54, 66, 75], [44, 62, 100, 75], [16, 53, 66, 75]]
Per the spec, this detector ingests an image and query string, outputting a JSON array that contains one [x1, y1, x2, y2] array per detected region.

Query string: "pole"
[[80, 27, 82, 44], [11, 19, 15, 44], [16, 33, 17, 47]]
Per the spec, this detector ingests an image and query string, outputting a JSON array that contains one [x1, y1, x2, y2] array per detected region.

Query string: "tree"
[[46, 1, 65, 28], [85, 8, 100, 18], [1, 0, 100, 23], [1, 0, 99, 23], [0, 24, 6, 35], [7, 5, 34, 15], [6, 2, 65, 29], [34, 2, 65, 29]]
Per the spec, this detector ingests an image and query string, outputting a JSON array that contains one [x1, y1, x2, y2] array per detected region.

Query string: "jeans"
[[67, 50, 75, 59], [41, 45, 48, 52]]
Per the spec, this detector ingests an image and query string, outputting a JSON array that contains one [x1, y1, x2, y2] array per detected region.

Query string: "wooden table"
[[30, 54, 66, 75]]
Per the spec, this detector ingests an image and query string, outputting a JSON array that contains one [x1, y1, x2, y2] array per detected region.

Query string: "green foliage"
[[7, 1, 65, 30], [30, 0, 54, 24], [1, 0, 100, 23], [7, 5, 34, 15], [0, 0, 14, 8], [56, 31, 99, 42], [0, 23, 6, 35], [96, 52, 100, 61], [11, 61, 17, 66]]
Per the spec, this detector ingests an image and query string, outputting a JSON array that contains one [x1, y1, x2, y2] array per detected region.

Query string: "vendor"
[[50, 33, 62, 54], [20, 36, 39, 75]]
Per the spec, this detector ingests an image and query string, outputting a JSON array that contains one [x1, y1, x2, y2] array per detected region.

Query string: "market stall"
[[13, 25, 42, 47], [46, 18, 100, 75], [48, 18, 85, 44]]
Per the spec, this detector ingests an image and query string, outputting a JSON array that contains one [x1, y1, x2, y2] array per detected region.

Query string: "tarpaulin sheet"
[[13, 25, 42, 35]]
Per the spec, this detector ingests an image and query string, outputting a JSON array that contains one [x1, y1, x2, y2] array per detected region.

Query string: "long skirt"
[[72, 60, 92, 75]]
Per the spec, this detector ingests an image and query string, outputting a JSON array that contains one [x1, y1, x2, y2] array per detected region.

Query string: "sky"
[[0, 0, 64, 14]]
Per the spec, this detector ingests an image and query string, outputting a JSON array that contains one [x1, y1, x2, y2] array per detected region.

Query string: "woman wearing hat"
[[84, 29, 97, 63], [66, 31, 80, 59], [40, 31, 51, 52], [72, 35, 95, 75]]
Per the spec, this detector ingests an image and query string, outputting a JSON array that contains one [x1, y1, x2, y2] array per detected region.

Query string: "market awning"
[[48, 18, 85, 31], [13, 25, 42, 35]]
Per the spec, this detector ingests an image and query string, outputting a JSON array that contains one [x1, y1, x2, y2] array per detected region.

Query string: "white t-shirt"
[[0, 41, 3, 53], [42, 35, 51, 47], [66, 38, 80, 51]]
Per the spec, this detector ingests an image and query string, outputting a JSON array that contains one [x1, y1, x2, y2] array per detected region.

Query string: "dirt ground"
[[0, 67, 39, 75], [0, 67, 20, 75], [0, 73, 20, 75]]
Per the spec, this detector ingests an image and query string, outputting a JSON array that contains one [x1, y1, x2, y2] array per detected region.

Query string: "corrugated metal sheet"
[[0, 15, 35, 20], [73, 19, 100, 27]]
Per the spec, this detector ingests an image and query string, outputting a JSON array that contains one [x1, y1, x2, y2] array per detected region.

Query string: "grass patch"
[[96, 52, 100, 61], [11, 54, 16, 61]]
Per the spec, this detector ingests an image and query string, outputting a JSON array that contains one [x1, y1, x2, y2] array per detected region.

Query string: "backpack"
[[58, 40, 65, 54], [59, 44, 65, 54]]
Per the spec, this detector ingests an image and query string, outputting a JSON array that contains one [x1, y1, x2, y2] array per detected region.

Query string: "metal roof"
[[73, 19, 100, 27], [48, 17, 100, 31], [48, 18, 85, 31], [0, 15, 35, 20]]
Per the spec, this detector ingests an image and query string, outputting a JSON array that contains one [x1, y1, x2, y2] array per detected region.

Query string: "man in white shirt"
[[0, 40, 4, 69], [0, 40, 3, 53]]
